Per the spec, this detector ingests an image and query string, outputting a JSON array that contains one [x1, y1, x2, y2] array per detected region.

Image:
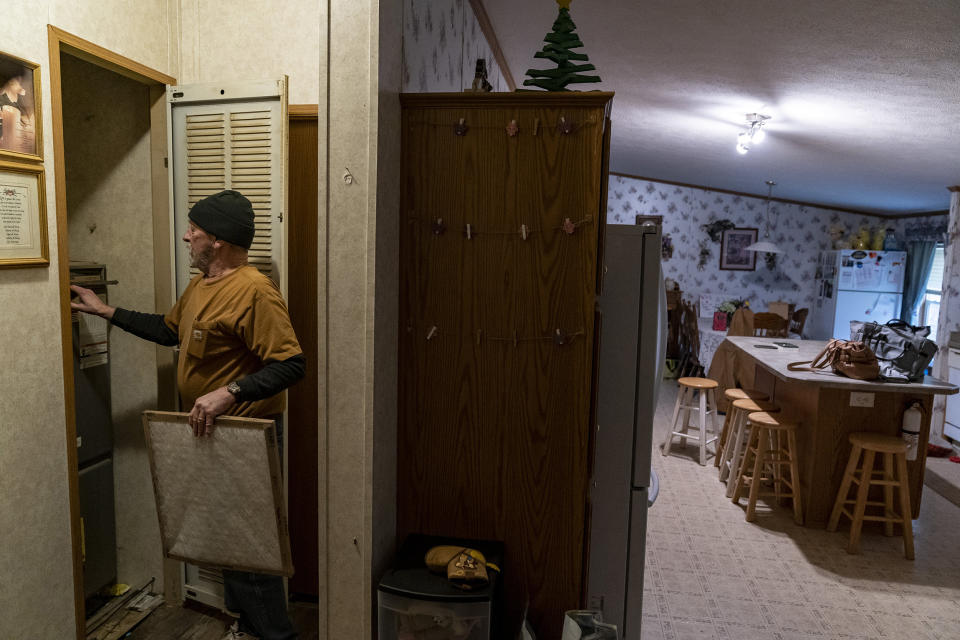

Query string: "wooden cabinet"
[[397, 92, 613, 639]]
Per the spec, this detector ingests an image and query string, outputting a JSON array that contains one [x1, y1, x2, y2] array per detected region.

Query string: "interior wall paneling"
[[46, 29, 85, 638], [398, 92, 614, 639], [287, 108, 320, 597], [48, 25, 175, 637], [402, 0, 507, 92], [62, 49, 165, 598], [466, 0, 515, 90]]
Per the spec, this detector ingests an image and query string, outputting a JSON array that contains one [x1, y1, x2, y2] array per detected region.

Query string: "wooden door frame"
[[285, 104, 321, 599], [289, 104, 319, 118], [47, 25, 176, 639]]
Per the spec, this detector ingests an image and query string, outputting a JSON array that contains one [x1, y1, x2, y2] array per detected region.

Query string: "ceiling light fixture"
[[735, 112, 770, 155], [745, 180, 783, 254]]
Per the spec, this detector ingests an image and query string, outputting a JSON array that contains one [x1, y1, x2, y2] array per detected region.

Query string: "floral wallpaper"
[[606, 174, 948, 319], [402, 0, 507, 92]]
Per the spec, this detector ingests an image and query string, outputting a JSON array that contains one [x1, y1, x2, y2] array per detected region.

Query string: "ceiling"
[[483, 0, 960, 214]]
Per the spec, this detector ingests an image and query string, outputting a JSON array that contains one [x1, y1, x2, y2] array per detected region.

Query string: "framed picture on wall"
[[0, 51, 42, 162], [0, 160, 49, 268], [719, 228, 757, 271]]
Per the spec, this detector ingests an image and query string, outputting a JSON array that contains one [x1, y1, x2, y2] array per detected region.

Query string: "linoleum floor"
[[643, 381, 960, 640]]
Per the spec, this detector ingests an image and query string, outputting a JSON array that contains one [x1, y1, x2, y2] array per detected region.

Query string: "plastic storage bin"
[[379, 589, 490, 640], [378, 535, 503, 640]]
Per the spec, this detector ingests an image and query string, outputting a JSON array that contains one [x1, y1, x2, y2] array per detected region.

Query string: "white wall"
[[320, 0, 402, 635], [2, 1, 472, 636], [0, 3, 174, 638], [174, 0, 321, 104]]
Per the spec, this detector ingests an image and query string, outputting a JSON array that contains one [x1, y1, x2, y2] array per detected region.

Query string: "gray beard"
[[190, 246, 214, 275]]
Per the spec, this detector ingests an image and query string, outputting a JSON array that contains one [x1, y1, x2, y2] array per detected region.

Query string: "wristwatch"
[[226, 380, 242, 399]]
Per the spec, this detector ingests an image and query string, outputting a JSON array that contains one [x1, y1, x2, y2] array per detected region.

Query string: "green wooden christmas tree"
[[522, 0, 601, 91]]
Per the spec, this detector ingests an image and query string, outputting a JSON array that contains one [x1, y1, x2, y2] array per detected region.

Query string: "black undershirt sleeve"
[[110, 307, 305, 401], [111, 308, 179, 346], [234, 353, 306, 402]]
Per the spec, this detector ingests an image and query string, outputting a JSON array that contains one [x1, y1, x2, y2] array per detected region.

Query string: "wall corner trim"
[[467, 0, 516, 91]]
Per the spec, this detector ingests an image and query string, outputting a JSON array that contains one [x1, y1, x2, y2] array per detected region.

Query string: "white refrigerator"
[[587, 219, 666, 639], [809, 250, 907, 340]]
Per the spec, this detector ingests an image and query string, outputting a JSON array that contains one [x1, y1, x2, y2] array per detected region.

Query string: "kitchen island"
[[724, 336, 958, 525]]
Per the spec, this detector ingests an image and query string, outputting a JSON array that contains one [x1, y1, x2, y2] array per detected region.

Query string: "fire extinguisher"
[[901, 401, 923, 461]]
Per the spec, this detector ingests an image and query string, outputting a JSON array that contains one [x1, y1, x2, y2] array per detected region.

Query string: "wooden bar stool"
[[731, 411, 803, 524], [827, 433, 914, 560], [715, 388, 770, 469], [663, 377, 719, 465], [719, 398, 781, 494]]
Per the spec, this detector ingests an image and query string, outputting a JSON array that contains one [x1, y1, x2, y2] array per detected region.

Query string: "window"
[[916, 244, 945, 337]]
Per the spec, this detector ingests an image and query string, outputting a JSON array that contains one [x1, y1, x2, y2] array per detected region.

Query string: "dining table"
[[704, 309, 756, 409], [697, 317, 728, 373]]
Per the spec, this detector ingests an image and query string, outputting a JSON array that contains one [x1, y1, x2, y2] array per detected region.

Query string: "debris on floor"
[[86, 578, 163, 640]]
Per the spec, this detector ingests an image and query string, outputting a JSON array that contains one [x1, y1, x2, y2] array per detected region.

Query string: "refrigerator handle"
[[654, 268, 667, 403]]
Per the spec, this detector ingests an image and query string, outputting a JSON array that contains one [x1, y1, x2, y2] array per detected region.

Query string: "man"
[[71, 189, 304, 640]]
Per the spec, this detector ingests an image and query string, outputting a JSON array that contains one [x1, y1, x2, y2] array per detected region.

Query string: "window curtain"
[[900, 241, 937, 322]]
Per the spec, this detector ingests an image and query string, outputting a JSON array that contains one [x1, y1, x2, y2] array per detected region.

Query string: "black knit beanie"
[[188, 190, 256, 249]]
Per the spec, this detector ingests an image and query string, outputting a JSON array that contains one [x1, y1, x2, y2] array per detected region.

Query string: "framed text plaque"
[[0, 160, 48, 268]]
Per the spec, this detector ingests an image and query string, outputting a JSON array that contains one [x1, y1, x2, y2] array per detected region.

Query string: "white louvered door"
[[168, 79, 288, 297], [167, 79, 288, 609]]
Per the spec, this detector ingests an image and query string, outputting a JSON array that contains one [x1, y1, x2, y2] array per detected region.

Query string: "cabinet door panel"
[[398, 94, 613, 640]]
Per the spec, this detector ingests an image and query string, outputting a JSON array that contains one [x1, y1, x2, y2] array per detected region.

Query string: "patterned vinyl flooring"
[[642, 382, 960, 640]]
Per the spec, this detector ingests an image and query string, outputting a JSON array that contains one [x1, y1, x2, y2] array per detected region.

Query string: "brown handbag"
[[787, 339, 880, 381]]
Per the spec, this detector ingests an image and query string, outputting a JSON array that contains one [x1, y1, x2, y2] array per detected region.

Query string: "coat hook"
[[506, 119, 519, 137], [465, 223, 473, 240], [432, 218, 447, 235], [454, 118, 469, 136], [562, 218, 576, 234], [557, 117, 575, 134], [554, 328, 567, 346], [426, 326, 438, 341], [520, 224, 529, 240], [342, 168, 354, 184]]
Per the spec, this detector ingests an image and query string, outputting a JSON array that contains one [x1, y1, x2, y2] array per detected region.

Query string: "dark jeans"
[[223, 416, 297, 639]]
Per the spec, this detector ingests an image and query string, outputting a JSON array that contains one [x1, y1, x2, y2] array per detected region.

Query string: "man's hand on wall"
[[189, 387, 237, 437]]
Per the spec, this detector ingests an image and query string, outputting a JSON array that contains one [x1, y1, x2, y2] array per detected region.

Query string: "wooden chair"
[[731, 411, 803, 524], [752, 312, 789, 338], [666, 289, 682, 359], [827, 433, 914, 560], [676, 301, 704, 378], [790, 308, 809, 337], [663, 376, 719, 465], [719, 398, 781, 494], [715, 388, 770, 469]]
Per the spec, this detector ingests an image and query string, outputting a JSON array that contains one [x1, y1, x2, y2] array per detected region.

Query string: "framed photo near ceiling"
[[0, 160, 49, 268], [0, 51, 42, 162], [719, 227, 757, 271]]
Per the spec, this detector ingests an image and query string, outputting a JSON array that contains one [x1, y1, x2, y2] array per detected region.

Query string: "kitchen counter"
[[724, 337, 958, 524], [725, 336, 958, 395]]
